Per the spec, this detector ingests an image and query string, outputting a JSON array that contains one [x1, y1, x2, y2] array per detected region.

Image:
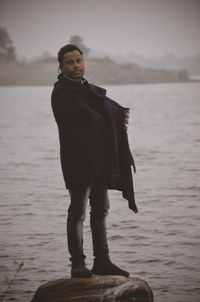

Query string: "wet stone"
[[31, 275, 154, 302]]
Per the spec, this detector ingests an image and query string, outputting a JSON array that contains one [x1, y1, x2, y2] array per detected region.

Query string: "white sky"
[[0, 0, 200, 59]]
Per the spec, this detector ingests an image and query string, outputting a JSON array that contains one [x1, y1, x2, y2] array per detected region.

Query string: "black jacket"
[[51, 73, 138, 213]]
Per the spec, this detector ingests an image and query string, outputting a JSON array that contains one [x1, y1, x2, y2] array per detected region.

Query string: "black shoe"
[[71, 262, 92, 278], [92, 257, 129, 277]]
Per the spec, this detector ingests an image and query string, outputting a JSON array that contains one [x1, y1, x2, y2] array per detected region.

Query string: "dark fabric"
[[51, 73, 138, 213], [67, 174, 109, 263]]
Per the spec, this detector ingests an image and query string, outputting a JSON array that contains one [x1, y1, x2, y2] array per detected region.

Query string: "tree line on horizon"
[[0, 28, 199, 75]]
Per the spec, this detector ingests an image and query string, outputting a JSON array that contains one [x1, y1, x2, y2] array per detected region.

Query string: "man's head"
[[58, 44, 85, 79]]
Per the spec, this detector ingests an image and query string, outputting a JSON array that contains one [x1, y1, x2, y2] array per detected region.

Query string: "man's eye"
[[64, 61, 73, 65]]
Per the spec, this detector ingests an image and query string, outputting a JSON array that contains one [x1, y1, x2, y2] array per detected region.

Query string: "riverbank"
[[0, 57, 193, 86]]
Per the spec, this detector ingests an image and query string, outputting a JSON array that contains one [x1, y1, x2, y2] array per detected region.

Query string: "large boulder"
[[31, 275, 153, 302]]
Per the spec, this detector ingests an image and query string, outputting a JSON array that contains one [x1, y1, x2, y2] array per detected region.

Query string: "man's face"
[[60, 50, 85, 79]]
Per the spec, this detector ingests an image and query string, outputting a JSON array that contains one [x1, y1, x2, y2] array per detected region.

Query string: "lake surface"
[[0, 83, 200, 302]]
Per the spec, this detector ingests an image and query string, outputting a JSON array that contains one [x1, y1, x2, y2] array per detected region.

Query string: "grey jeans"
[[67, 174, 110, 264]]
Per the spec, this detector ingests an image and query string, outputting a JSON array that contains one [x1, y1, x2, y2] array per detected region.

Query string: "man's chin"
[[63, 72, 84, 80], [72, 71, 84, 79]]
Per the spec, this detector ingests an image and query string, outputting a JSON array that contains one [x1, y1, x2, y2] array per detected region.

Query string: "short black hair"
[[58, 44, 83, 66]]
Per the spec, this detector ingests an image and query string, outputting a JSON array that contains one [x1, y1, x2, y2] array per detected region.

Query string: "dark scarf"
[[51, 73, 138, 213]]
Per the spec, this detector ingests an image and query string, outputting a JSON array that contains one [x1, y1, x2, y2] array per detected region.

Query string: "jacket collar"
[[56, 73, 107, 98]]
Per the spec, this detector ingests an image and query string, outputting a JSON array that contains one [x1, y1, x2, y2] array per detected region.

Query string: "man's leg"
[[67, 182, 92, 277], [89, 174, 110, 259], [90, 174, 129, 277]]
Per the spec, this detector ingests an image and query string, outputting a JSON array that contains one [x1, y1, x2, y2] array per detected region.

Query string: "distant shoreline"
[[0, 58, 198, 86]]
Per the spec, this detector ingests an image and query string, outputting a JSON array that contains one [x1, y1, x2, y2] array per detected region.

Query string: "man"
[[51, 44, 138, 278]]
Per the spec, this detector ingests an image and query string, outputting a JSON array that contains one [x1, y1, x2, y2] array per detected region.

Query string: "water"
[[0, 83, 200, 302]]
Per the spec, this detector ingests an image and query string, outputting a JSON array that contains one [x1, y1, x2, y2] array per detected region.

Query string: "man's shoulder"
[[52, 76, 80, 97], [52, 88, 81, 104]]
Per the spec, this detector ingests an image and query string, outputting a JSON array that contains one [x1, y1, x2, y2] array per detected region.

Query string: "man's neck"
[[62, 73, 86, 85]]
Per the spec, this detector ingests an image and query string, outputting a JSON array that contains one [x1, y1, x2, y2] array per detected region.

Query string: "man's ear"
[[58, 65, 62, 73]]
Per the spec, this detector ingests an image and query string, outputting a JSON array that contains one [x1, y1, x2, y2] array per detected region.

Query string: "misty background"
[[0, 0, 200, 76]]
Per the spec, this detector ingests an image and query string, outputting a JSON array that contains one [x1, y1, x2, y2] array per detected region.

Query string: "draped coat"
[[51, 73, 138, 213]]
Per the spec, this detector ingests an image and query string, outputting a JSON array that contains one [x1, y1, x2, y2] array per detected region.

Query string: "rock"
[[31, 275, 154, 302]]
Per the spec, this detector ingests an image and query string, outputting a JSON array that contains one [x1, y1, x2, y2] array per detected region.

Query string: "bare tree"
[[69, 35, 90, 58], [0, 27, 16, 62]]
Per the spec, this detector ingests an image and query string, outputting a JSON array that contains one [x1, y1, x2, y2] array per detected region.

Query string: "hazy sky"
[[1, 0, 200, 59]]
